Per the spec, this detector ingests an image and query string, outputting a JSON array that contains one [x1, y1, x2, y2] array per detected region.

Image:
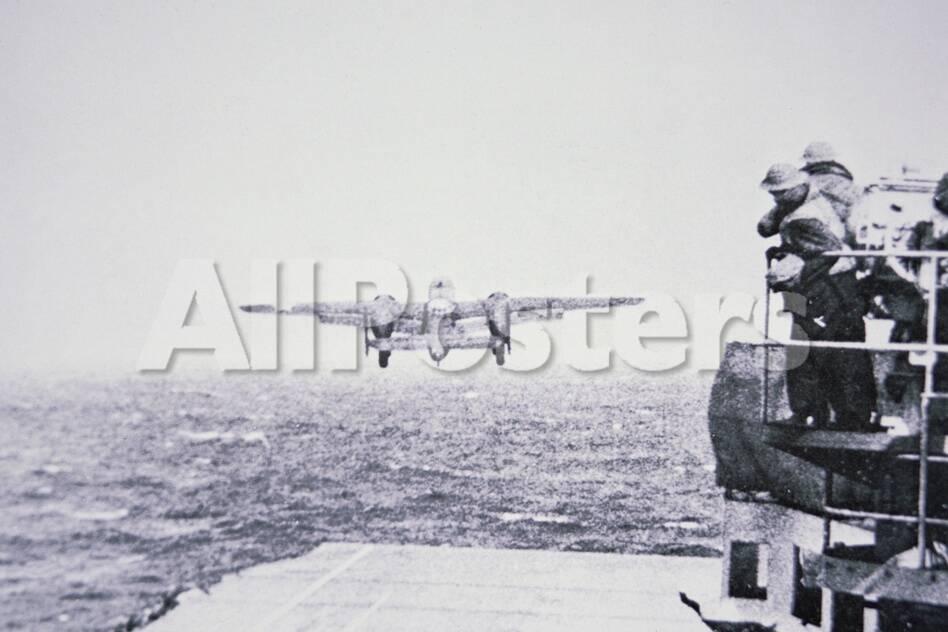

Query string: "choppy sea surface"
[[0, 372, 720, 630]]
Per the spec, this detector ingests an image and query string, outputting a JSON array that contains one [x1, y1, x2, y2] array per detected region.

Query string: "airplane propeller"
[[363, 313, 370, 357], [505, 303, 512, 353]]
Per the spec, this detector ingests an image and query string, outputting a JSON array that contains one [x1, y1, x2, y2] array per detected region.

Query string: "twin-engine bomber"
[[241, 278, 641, 367]]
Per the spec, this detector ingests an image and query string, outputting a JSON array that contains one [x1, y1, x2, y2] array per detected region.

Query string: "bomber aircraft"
[[241, 278, 642, 367]]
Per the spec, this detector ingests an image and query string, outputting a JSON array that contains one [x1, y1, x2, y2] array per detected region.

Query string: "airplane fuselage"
[[418, 279, 457, 362], [370, 278, 512, 365]]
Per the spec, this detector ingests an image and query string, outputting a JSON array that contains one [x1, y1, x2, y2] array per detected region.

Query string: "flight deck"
[[146, 542, 718, 631]]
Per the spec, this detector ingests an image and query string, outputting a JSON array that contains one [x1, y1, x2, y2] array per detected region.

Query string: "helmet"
[[760, 163, 808, 192], [802, 141, 838, 164], [935, 172, 948, 213]]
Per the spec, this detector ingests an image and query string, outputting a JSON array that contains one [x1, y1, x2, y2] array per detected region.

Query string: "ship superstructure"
[[703, 176, 948, 631]]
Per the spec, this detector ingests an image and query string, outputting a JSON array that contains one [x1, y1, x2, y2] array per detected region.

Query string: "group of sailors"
[[758, 141, 948, 431]]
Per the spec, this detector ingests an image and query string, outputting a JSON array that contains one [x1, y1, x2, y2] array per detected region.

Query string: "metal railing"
[[761, 248, 948, 570]]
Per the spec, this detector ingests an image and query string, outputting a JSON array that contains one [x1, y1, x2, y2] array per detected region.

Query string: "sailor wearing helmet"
[[758, 163, 876, 431], [800, 141, 862, 237]]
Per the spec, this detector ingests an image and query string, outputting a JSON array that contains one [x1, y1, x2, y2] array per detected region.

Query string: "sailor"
[[758, 163, 876, 430], [861, 202, 928, 402], [905, 173, 948, 402], [800, 141, 862, 237]]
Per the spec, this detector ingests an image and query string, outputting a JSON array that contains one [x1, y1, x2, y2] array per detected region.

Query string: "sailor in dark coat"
[[759, 163, 876, 430], [904, 173, 948, 406]]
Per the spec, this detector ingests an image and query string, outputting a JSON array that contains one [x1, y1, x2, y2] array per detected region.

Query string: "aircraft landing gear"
[[493, 345, 505, 366], [371, 324, 395, 369]]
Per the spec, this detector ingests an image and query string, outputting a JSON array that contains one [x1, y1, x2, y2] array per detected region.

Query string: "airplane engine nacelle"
[[370, 294, 403, 326], [368, 294, 402, 366], [484, 291, 512, 342]]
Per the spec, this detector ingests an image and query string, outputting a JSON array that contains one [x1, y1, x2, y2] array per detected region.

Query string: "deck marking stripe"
[[339, 589, 392, 632], [255, 544, 375, 630]]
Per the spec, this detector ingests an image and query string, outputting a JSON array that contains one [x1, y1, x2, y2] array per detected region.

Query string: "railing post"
[[918, 253, 937, 569], [918, 254, 941, 568], [822, 470, 833, 552], [762, 274, 771, 427]]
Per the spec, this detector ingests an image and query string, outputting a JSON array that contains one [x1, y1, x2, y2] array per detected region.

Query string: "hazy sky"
[[2, 1, 947, 373]]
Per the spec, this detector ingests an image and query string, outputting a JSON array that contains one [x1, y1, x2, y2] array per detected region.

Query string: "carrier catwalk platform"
[[700, 176, 948, 630]]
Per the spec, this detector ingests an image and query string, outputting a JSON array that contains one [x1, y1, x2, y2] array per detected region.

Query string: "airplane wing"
[[367, 336, 424, 351], [507, 297, 642, 313], [444, 335, 500, 349], [368, 334, 496, 351], [450, 301, 492, 319], [240, 296, 641, 327], [239, 302, 426, 329], [446, 297, 641, 324], [446, 296, 642, 321]]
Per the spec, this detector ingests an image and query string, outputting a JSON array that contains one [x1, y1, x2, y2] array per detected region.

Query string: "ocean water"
[[0, 372, 720, 630]]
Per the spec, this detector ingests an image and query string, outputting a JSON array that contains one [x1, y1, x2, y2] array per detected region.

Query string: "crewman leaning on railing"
[[758, 141, 862, 248], [901, 173, 948, 423], [758, 163, 876, 431]]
